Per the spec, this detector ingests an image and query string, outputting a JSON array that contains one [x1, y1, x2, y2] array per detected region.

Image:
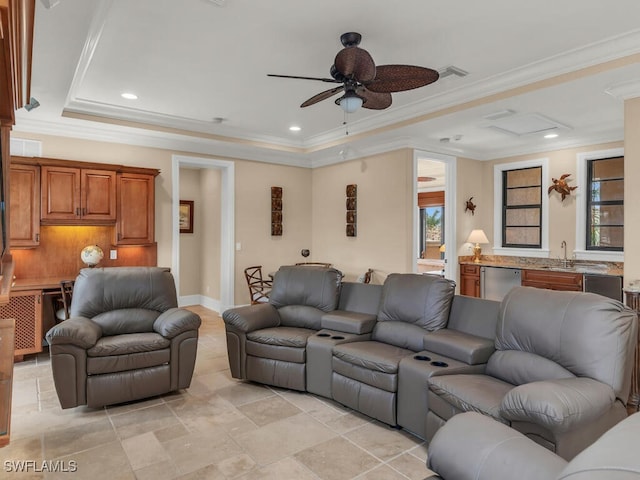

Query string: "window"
[[575, 148, 623, 261], [586, 156, 623, 251], [502, 166, 542, 248], [418, 191, 444, 259], [493, 158, 548, 257]]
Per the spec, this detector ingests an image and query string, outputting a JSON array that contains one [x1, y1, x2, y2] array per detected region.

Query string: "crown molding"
[[13, 117, 313, 168]]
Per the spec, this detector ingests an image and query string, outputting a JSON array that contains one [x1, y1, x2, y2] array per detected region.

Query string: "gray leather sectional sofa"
[[222, 265, 638, 459]]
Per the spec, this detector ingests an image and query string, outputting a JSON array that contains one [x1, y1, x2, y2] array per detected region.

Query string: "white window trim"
[[575, 148, 624, 262], [493, 158, 549, 258]]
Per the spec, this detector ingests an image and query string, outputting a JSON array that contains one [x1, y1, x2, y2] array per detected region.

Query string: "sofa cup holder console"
[[431, 361, 448, 367], [414, 355, 432, 361]]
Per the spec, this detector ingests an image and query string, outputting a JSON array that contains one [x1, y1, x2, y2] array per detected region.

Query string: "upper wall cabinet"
[[116, 173, 155, 246], [9, 163, 40, 247], [41, 166, 117, 223], [11, 156, 159, 247]]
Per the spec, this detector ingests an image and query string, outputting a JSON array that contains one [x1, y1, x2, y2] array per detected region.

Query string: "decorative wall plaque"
[[346, 184, 357, 237], [271, 186, 283, 236]]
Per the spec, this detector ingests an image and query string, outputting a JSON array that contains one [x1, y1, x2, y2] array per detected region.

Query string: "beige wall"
[[479, 141, 623, 260], [624, 97, 640, 287], [311, 149, 414, 283], [200, 168, 222, 300], [234, 160, 312, 302]]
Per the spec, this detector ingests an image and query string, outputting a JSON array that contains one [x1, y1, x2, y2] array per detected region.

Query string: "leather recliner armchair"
[[223, 265, 342, 391], [46, 267, 202, 409], [426, 286, 637, 460]]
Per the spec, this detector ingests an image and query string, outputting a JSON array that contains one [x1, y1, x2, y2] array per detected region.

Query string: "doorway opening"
[[413, 151, 456, 280], [172, 155, 235, 312]]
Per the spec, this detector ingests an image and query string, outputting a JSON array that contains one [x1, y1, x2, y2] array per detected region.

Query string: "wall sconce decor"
[[548, 173, 577, 201], [464, 197, 476, 215], [346, 184, 357, 237], [271, 186, 283, 236]]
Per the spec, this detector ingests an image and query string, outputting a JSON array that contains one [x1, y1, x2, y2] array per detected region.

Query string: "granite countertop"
[[459, 255, 623, 277]]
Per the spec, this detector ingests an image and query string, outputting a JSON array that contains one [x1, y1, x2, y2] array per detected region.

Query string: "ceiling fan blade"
[[357, 87, 392, 110], [301, 86, 344, 108], [334, 47, 376, 82], [268, 74, 341, 84], [365, 65, 439, 93]]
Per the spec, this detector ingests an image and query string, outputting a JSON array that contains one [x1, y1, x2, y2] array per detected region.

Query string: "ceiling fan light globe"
[[338, 95, 363, 113]]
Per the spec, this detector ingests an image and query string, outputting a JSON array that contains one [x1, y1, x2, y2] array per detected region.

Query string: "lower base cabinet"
[[0, 290, 42, 360], [460, 264, 481, 297], [521, 269, 583, 291]]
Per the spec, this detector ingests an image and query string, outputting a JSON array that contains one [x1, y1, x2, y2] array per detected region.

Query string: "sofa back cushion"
[[373, 274, 455, 350], [486, 350, 576, 385], [447, 295, 500, 340], [496, 286, 637, 398], [270, 266, 342, 328], [338, 282, 382, 315], [71, 267, 178, 335]]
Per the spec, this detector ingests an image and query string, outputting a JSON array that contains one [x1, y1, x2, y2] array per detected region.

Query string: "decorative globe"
[[81, 245, 104, 267]]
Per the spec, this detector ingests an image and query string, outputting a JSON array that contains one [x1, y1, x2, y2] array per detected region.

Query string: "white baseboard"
[[179, 294, 221, 314]]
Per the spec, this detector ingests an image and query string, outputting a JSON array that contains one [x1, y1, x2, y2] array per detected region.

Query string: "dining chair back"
[[244, 266, 273, 304]]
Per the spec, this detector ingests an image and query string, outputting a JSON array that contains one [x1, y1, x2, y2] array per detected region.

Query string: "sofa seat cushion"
[[428, 374, 515, 422], [333, 341, 413, 374], [87, 349, 170, 375], [246, 327, 316, 364], [87, 332, 170, 357], [247, 327, 316, 348]]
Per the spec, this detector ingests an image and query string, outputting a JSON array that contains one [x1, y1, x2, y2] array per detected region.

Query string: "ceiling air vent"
[[484, 113, 571, 137], [438, 66, 468, 79]]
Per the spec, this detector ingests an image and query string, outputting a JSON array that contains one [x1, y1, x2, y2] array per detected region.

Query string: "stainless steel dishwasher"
[[480, 266, 522, 301]]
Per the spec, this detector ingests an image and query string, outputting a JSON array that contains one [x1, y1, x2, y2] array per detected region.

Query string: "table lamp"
[[467, 230, 489, 263]]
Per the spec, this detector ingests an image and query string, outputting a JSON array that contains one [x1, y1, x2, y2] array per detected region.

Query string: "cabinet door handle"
[[82, 208, 86, 216], [76, 208, 80, 216], [36, 233, 39, 242]]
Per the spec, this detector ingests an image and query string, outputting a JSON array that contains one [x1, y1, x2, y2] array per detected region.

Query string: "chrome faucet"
[[560, 240, 569, 268]]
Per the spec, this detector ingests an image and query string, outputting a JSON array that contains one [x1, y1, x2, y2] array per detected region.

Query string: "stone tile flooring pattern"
[[5, 306, 436, 479]]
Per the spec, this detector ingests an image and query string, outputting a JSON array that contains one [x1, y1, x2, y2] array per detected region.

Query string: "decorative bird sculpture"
[[548, 174, 578, 201], [465, 197, 476, 215]]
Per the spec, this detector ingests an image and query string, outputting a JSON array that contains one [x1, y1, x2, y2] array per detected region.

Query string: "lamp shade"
[[439, 244, 446, 253], [467, 229, 489, 244]]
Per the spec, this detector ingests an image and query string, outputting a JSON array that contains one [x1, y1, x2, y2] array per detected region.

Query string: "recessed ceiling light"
[[121, 92, 138, 100], [289, 125, 301, 132], [544, 133, 559, 139]]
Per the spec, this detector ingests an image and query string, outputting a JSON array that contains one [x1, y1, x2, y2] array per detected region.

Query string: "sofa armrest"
[[321, 310, 377, 334], [46, 317, 102, 349], [500, 377, 615, 432], [428, 412, 566, 480], [153, 308, 202, 338], [222, 303, 281, 333], [423, 329, 495, 365]]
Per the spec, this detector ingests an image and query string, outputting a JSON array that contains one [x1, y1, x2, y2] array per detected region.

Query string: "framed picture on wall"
[[179, 200, 194, 233]]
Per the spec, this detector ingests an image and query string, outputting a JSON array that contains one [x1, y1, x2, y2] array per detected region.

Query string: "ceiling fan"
[[268, 32, 440, 113]]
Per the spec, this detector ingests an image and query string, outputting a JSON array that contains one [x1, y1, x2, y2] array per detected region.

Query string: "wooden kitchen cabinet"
[[116, 173, 156, 245], [9, 164, 40, 247], [521, 269, 583, 291], [41, 166, 116, 223], [460, 264, 481, 297]]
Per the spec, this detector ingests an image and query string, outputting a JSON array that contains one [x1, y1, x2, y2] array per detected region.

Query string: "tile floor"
[[5, 306, 436, 479]]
